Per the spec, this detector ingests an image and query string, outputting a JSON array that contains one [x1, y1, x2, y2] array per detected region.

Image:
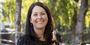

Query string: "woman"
[[17, 2, 61, 45]]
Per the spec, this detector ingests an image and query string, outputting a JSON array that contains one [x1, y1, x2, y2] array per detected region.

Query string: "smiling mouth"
[[36, 19, 44, 24], [37, 21, 43, 24]]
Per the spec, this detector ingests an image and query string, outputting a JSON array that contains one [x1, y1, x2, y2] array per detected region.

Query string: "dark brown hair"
[[25, 2, 53, 43]]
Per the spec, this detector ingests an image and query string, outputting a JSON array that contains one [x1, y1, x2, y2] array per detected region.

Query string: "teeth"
[[38, 22, 42, 23], [36, 20, 44, 23]]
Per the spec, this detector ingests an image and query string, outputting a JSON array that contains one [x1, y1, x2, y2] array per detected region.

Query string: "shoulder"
[[18, 35, 26, 42], [17, 35, 27, 45], [17, 35, 34, 45]]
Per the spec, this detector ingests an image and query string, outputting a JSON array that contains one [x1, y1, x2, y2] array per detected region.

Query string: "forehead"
[[32, 6, 46, 12]]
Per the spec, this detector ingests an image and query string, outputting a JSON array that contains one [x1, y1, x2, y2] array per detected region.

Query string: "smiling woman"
[[17, 2, 61, 45], [17, 2, 53, 45]]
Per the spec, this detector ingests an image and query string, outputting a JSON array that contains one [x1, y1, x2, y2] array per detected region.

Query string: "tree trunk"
[[15, 0, 22, 45], [74, 0, 88, 45], [71, 6, 77, 45]]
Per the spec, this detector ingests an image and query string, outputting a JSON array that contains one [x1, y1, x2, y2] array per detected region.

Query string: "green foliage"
[[2, 0, 15, 28], [47, 0, 75, 30], [46, 0, 90, 43], [2, 0, 15, 23], [85, 8, 90, 28]]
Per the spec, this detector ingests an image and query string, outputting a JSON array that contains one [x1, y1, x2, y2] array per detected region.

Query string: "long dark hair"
[[25, 2, 53, 43]]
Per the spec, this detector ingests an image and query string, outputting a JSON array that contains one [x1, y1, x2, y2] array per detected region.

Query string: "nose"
[[37, 15, 42, 19]]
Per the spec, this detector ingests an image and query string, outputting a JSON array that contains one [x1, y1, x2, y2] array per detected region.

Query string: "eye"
[[40, 12, 45, 15], [33, 13, 38, 16]]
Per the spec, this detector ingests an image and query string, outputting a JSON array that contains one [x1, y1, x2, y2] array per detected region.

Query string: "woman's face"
[[30, 6, 48, 29]]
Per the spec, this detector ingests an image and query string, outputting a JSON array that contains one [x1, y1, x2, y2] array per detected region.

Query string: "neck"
[[34, 27, 45, 40]]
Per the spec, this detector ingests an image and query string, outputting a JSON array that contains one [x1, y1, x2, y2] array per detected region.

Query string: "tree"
[[73, 0, 88, 45], [2, 0, 15, 23], [15, 0, 22, 45]]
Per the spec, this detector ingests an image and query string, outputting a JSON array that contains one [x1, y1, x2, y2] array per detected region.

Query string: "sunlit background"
[[0, 0, 90, 45]]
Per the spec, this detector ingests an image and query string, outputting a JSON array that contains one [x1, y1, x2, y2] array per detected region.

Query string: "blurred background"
[[0, 0, 90, 45]]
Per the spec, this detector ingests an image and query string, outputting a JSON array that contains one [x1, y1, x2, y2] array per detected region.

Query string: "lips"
[[37, 21, 43, 24], [36, 20, 44, 24]]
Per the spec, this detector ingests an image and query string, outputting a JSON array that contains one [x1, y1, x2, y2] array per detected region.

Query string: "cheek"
[[30, 17, 35, 24], [42, 16, 48, 26], [45, 17, 48, 23], [44, 16, 48, 22]]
